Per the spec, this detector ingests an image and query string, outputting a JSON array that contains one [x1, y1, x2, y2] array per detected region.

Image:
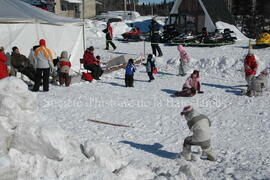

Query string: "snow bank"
[[216, 21, 248, 41], [1, 77, 204, 179]]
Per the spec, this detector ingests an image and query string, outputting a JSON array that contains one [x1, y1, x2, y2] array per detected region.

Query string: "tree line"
[[96, 0, 174, 16]]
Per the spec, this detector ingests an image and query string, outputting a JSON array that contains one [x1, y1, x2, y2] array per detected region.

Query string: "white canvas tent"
[[0, 0, 84, 71], [170, 0, 235, 32]]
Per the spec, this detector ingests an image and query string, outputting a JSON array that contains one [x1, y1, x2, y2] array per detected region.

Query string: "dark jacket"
[[145, 56, 156, 73], [149, 20, 161, 43], [103, 25, 113, 40], [11, 52, 32, 70]]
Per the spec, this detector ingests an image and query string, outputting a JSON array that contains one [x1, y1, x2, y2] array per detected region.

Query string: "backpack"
[[82, 72, 93, 81]]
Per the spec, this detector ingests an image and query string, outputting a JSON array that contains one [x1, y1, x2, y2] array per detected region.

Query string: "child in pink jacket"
[[175, 70, 203, 97], [177, 45, 190, 76]]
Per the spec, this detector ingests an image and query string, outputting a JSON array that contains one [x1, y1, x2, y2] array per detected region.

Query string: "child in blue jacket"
[[125, 59, 136, 87]]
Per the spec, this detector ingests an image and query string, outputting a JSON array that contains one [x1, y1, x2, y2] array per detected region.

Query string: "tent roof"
[[201, 0, 235, 25], [170, 0, 235, 25], [0, 0, 82, 25]]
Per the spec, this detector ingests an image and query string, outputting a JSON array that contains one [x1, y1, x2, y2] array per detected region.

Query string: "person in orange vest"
[[103, 22, 117, 50], [32, 39, 53, 92], [244, 46, 258, 87], [0, 46, 8, 80]]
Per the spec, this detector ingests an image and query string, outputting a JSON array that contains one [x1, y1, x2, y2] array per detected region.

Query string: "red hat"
[[39, 39, 46, 46], [181, 106, 193, 115]]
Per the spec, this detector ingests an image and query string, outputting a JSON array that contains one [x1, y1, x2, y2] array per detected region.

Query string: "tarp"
[[0, 0, 84, 71], [0, 0, 82, 25], [1, 24, 83, 71]]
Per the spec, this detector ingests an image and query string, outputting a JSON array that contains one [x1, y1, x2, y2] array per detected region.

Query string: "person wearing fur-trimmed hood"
[[59, 51, 71, 87], [177, 45, 190, 76], [180, 106, 216, 161]]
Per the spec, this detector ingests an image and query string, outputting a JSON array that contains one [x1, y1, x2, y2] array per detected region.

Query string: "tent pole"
[[82, 0, 86, 51]]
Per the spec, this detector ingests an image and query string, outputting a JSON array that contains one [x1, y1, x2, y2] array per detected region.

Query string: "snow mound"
[[216, 21, 248, 41]]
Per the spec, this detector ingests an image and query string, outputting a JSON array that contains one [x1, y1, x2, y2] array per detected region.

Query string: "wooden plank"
[[87, 119, 134, 128]]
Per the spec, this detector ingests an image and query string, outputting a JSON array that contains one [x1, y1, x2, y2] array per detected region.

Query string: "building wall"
[[54, 0, 96, 18], [81, 0, 96, 18]]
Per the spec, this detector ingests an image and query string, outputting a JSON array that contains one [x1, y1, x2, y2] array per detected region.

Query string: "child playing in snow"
[[175, 70, 203, 97], [125, 58, 136, 87], [241, 69, 269, 97], [244, 46, 258, 87], [177, 45, 190, 76], [143, 54, 156, 82], [180, 106, 216, 161], [59, 51, 71, 86]]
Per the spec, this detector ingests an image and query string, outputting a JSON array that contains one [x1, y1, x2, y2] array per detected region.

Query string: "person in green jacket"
[[11, 46, 36, 82]]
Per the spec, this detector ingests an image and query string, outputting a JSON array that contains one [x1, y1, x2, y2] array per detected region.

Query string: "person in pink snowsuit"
[[177, 45, 190, 76], [175, 70, 203, 97]]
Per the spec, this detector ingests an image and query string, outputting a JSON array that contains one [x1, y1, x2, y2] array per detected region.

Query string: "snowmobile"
[[255, 31, 270, 48], [203, 28, 237, 44], [121, 28, 149, 41]]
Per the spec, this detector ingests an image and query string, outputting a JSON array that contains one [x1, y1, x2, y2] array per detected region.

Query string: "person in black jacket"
[[149, 18, 163, 57]]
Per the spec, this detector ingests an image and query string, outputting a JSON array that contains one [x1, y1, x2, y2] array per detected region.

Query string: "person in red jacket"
[[83, 46, 103, 80], [103, 22, 117, 50], [0, 47, 8, 80], [244, 49, 258, 87]]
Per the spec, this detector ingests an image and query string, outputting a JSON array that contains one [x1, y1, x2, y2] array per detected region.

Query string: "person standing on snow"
[[244, 47, 258, 87], [143, 54, 157, 82], [177, 45, 190, 76], [0, 46, 8, 80], [59, 51, 71, 87], [180, 106, 216, 161], [125, 58, 136, 87], [103, 22, 117, 50], [149, 18, 163, 57], [32, 39, 53, 92]]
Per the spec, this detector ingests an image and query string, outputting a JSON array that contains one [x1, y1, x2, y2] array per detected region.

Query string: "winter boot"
[[202, 148, 216, 161], [180, 149, 191, 161]]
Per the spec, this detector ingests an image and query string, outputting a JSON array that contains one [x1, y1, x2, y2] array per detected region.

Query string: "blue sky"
[[139, 0, 175, 4]]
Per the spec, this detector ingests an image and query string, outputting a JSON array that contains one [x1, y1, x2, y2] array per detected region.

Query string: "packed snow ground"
[[36, 39, 270, 179], [1, 17, 270, 179]]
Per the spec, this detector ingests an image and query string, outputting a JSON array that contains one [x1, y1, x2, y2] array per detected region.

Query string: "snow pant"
[[151, 44, 163, 57], [125, 74, 134, 87], [19, 66, 36, 82], [179, 61, 188, 76], [182, 136, 216, 161], [59, 72, 71, 87], [147, 72, 154, 81], [84, 64, 103, 80], [245, 75, 254, 88], [33, 68, 50, 91], [106, 40, 116, 50], [175, 87, 196, 97]]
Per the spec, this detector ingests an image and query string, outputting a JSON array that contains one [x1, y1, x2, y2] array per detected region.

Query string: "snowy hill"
[[1, 18, 270, 179]]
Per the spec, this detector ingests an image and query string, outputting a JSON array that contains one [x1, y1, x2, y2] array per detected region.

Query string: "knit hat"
[[39, 39, 46, 46], [12, 46, 18, 52], [0, 46, 4, 51], [181, 106, 193, 115]]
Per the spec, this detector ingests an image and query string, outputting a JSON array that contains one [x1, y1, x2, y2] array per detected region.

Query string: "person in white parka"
[[180, 106, 216, 161]]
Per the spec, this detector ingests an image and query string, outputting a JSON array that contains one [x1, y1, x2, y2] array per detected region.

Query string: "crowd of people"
[[0, 18, 269, 163]]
